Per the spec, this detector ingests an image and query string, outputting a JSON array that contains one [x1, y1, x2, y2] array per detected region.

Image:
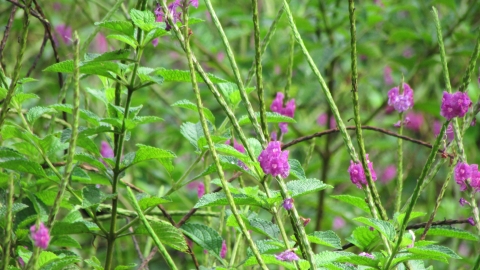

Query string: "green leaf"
[[114, 264, 137, 270], [0, 203, 28, 227], [415, 226, 480, 241], [217, 82, 255, 105], [106, 34, 138, 49], [50, 104, 100, 126], [82, 185, 116, 209], [353, 217, 395, 241], [181, 223, 223, 261], [244, 254, 309, 270], [74, 153, 107, 172], [194, 192, 263, 208], [333, 252, 379, 267], [35, 190, 72, 210], [214, 144, 249, 163], [246, 138, 262, 158], [137, 194, 172, 210], [134, 220, 187, 252], [12, 93, 39, 105], [137, 73, 164, 85], [50, 235, 82, 248], [84, 49, 132, 62], [315, 251, 345, 266], [39, 256, 81, 270], [246, 240, 285, 257], [306, 231, 342, 249], [156, 69, 229, 83], [172, 99, 216, 124], [37, 251, 58, 268], [345, 226, 378, 250], [125, 144, 176, 172], [395, 211, 425, 225], [129, 9, 156, 31], [84, 256, 104, 270], [238, 112, 295, 125], [180, 121, 212, 150], [44, 60, 124, 79], [331, 195, 370, 213], [0, 158, 46, 177], [143, 27, 170, 45], [95, 20, 134, 36], [287, 178, 332, 198], [226, 215, 280, 239], [408, 245, 461, 260], [50, 222, 95, 235], [288, 159, 306, 180]]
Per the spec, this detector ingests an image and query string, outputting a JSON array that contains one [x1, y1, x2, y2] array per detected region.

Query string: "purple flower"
[[270, 131, 277, 141], [282, 198, 294, 210], [348, 155, 377, 189], [226, 139, 247, 169], [54, 25, 72, 44], [332, 216, 346, 230], [95, 34, 108, 53], [433, 121, 454, 142], [101, 141, 114, 158], [154, 1, 182, 31], [220, 240, 227, 259], [381, 165, 396, 183], [301, 217, 311, 227], [197, 182, 205, 198], [470, 164, 480, 192], [275, 250, 299, 261], [359, 252, 375, 259], [270, 92, 296, 134], [279, 122, 288, 134], [30, 222, 50, 249], [440, 91, 471, 120], [403, 48, 414, 58], [258, 141, 290, 178], [405, 112, 424, 131], [190, 0, 199, 8], [387, 83, 414, 112], [317, 113, 337, 129], [18, 257, 25, 267], [454, 162, 471, 191], [152, 38, 159, 47], [459, 197, 470, 207], [384, 66, 393, 85], [468, 217, 475, 226], [270, 92, 284, 113], [282, 100, 296, 118]]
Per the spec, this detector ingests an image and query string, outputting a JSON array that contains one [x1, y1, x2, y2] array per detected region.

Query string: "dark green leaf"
[[353, 217, 395, 241]]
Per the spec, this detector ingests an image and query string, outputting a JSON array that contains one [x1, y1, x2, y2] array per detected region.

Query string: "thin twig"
[[0, 5, 17, 64], [26, 31, 49, 77]]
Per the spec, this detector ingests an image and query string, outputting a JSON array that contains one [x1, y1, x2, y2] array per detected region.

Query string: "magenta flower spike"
[[332, 216, 346, 230], [384, 66, 393, 85], [387, 83, 414, 113], [381, 165, 396, 183], [95, 34, 108, 53], [470, 164, 480, 191], [30, 222, 50, 250], [440, 91, 471, 120], [101, 141, 114, 159], [454, 162, 471, 191], [54, 25, 72, 44], [220, 240, 227, 259], [275, 250, 299, 261], [197, 182, 205, 198], [270, 92, 285, 113], [348, 155, 377, 189], [258, 141, 290, 178]]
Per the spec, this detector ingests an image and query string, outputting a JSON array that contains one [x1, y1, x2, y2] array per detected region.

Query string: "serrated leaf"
[[238, 112, 295, 125], [244, 254, 309, 270], [106, 34, 138, 49], [50, 235, 82, 249], [126, 144, 176, 172], [82, 185, 115, 208], [156, 69, 229, 83], [74, 153, 107, 172], [137, 73, 164, 85], [214, 144, 249, 163], [217, 82, 255, 105], [12, 93, 39, 105], [114, 264, 137, 270], [246, 240, 285, 257], [130, 9, 156, 31], [181, 223, 224, 262], [51, 104, 100, 126], [287, 178, 332, 197], [180, 121, 213, 150], [26, 106, 56, 125], [39, 256, 81, 270], [137, 195, 172, 210], [306, 231, 342, 249], [345, 226, 379, 250], [333, 251, 379, 267], [95, 20, 134, 36], [84, 256, 104, 270], [35, 190, 72, 210], [408, 245, 461, 260], [0, 203, 28, 227], [331, 195, 370, 213], [194, 192, 263, 208], [143, 27, 170, 45], [395, 211, 425, 225], [353, 217, 395, 241], [226, 215, 280, 239], [134, 220, 187, 252], [288, 159, 306, 180], [37, 251, 58, 268], [44, 60, 124, 79], [84, 49, 132, 62], [0, 158, 47, 177], [172, 99, 216, 124], [50, 222, 94, 235], [415, 226, 480, 241]]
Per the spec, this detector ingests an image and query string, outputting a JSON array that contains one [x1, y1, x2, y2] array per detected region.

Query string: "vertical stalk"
[[126, 187, 178, 269], [0, 0, 32, 131], [284, 30, 295, 100], [347, 0, 388, 220], [47, 32, 81, 227], [395, 113, 404, 213], [384, 122, 449, 269], [203, 0, 266, 145], [252, 0, 269, 141], [2, 173, 15, 270], [182, 5, 268, 269]]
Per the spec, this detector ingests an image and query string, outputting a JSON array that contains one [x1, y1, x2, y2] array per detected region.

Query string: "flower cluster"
[[30, 222, 50, 250], [258, 141, 290, 178], [454, 162, 480, 191], [54, 24, 72, 45], [387, 83, 414, 113], [270, 92, 296, 134], [347, 155, 377, 189], [440, 91, 471, 120], [275, 250, 299, 261], [282, 198, 294, 210], [153, 0, 198, 45], [225, 139, 248, 169], [220, 240, 227, 259]]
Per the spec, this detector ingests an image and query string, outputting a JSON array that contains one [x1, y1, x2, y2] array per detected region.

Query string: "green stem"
[[0, 0, 31, 131], [47, 32, 81, 227], [126, 187, 178, 269], [164, 151, 206, 196], [1, 173, 15, 270], [252, 0, 269, 141], [474, 253, 480, 270], [347, 0, 388, 220], [395, 113, 404, 214], [183, 6, 268, 269], [203, 0, 266, 145], [284, 29, 295, 100], [384, 122, 449, 270]]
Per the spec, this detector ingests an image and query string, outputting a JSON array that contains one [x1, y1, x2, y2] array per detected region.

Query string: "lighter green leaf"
[[306, 231, 342, 249], [288, 159, 306, 180], [331, 195, 370, 213], [244, 254, 309, 270], [84, 49, 132, 62], [345, 226, 378, 250], [82, 185, 116, 208], [395, 211, 425, 225], [172, 99, 215, 124], [50, 235, 82, 249], [95, 20, 134, 36], [195, 192, 263, 208], [137, 194, 172, 210], [156, 69, 229, 83], [246, 240, 285, 257], [353, 217, 395, 241], [238, 112, 295, 125], [27, 106, 57, 124], [131, 144, 176, 165], [415, 226, 480, 241], [129, 9, 156, 31], [181, 223, 223, 261], [134, 220, 187, 252], [287, 178, 332, 197], [408, 245, 461, 259], [106, 34, 138, 49], [39, 256, 81, 270]]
